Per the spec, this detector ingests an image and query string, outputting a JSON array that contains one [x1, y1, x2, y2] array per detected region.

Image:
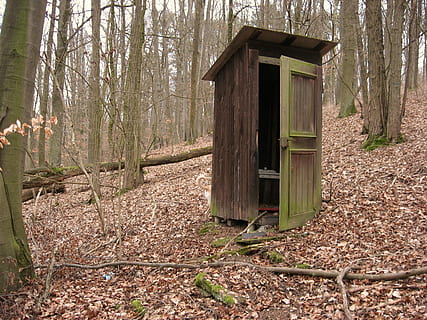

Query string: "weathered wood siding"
[[211, 45, 259, 221]]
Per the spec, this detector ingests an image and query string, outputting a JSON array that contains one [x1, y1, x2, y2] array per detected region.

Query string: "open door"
[[279, 56, 322, 230]]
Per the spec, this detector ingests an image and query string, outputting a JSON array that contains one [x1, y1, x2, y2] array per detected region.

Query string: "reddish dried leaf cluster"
[[1, 88, 426, 319]]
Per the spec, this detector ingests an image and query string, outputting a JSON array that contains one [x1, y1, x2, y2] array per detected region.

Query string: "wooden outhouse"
[[203, 26, 337, 230]]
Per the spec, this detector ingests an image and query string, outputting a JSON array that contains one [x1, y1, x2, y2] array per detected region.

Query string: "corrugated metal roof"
[[203, 26, 337, 81]]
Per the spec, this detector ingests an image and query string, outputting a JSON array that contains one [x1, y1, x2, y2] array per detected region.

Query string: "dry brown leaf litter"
[[1, 88, 426, 319]]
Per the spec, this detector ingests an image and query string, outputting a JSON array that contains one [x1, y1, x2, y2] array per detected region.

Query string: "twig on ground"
[[82, 237, 118, 257], [35, 245, 58, 313], [337, 266, 353, 320], [150, 202, 158, 222], [363, 298, 405, 312]]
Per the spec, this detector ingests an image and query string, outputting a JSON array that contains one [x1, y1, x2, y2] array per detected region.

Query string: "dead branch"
[[362, 298, 405, 312], [35, 246, 57, 313], [337, 266, 353, 320], [33, 260, 427, 282]]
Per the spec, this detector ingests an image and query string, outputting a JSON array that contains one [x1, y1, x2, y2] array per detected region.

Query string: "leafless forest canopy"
[[7, 0, 425, 167]]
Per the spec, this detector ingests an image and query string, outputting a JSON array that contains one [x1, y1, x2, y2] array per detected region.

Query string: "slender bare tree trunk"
[[106, 0, 119, 160], [355, 7, 369, 133], [338, 0, 357, 118], [38, 0, 57, 166], [123, 0, 147, 189], [188, 0, 205, 143], [88, 0, 102, 197], [49, 0, 71, 166], [387, 0, 405, 143], [406, 0, 420, 90], [227, 0, 233, 43], [364, 0, 387, 146]]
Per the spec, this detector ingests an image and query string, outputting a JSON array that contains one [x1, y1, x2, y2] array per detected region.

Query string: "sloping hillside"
[[2, 87, 426, 319]]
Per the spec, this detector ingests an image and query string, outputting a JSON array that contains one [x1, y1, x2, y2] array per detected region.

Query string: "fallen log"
[[23, 146, 213, 190], [22, 184, 65, 202]]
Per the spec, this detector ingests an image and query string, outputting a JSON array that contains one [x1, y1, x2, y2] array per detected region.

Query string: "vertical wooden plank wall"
[[211, 45, 259, 222]]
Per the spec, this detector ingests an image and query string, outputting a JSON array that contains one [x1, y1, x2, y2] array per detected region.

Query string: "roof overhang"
[[202, 26, 338, 81]]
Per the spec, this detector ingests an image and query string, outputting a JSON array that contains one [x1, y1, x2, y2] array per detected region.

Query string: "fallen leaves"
[[1, 87, 426, 319]]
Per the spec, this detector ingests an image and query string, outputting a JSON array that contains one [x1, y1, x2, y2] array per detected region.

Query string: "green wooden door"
[[279, 56, 322, 230]]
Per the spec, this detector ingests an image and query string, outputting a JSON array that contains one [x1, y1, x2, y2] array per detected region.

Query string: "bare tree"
[[49, 0, 71, 166], [188, 0, 205, 142], [0, 0, 47, 292], [364, 0, 388, 147], [386, 0, 405, 143], [38, 0, 57, 166], [123, 0, 147, 189], [338, 0, 357, 118], [88, 0, 103, 197]]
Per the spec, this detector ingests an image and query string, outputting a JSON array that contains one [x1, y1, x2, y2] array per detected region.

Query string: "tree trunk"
[[227, 0, 233, 43], [49, 0, 71, 166], [355, 9, 369, 133], [88, 0, 102, 196], [123, 0, 147, 189], [386, 0, 405, 143], [338, 0, 357, 118], [0, 0, 46, 293], [406, 0, 419, 89], [106, 0, 119, 161], [364, 0, 387, 146], [38, 0, 57, 166], [188, 0, 205, 143]]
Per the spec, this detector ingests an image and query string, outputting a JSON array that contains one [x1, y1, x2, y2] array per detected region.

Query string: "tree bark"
[[123, 0, 147, 189], [38, 0, 57, 167], [49, 0, 71, 166], [0, 0, 47, 293], [406, 0, 419, 89], [386, 0, 405, 143], [338, 0, 357, 118], [355, 9, 369, 133], [364, 0, 387, 146], [227, 0, 233, 42], [188, 0, 205, 143], [88, 0, 102, 197]]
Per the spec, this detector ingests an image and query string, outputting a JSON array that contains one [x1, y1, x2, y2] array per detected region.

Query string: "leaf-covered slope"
[[5, 88, 426, 319]]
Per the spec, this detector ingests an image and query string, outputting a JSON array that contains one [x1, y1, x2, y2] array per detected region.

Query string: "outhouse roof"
[[203, 26, 337, 81]]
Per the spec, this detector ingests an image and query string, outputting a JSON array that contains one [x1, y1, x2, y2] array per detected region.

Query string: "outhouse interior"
[[203, 26, 337, 230]]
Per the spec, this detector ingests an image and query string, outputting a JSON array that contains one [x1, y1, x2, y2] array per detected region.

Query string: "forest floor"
[[1, 87, 427, 320]]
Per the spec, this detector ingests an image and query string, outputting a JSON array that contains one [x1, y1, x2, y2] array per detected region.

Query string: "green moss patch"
[[194, 273, 238, 305], [199, 222, 220, 236], [131, 299, 146, 317], [210, 237, 233, 248], [264, 251, 284, 264]]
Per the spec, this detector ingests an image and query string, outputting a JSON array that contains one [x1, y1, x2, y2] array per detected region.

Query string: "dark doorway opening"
[[258, 63, 280, 210]]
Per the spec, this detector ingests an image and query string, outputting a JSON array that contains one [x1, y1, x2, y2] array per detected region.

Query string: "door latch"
[[280, 137, 293, 149]]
